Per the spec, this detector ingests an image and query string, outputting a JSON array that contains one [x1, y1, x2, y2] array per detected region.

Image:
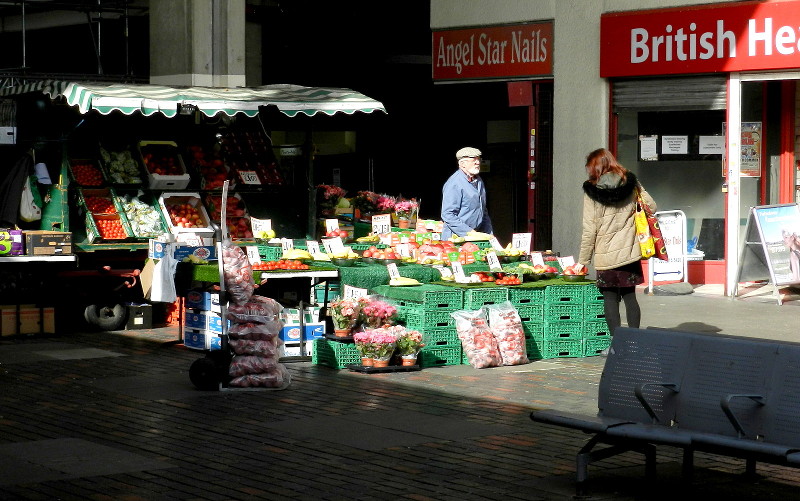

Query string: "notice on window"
[[699, 136, 725, 155], [661, 135, 688, 155], [740, 122, 762, 177], [639, 135, 658, 161]]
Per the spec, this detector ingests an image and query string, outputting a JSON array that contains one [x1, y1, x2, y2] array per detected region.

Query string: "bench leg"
[[575, 435, 658, 497], [682, 447, 694, 482], [745, 457, 757, 478]]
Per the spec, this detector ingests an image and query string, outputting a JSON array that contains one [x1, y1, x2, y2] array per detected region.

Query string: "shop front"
[[600, 1, 800, 295]]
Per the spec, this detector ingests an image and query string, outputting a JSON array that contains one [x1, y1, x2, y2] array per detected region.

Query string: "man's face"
[[459, 156, 482, 177]]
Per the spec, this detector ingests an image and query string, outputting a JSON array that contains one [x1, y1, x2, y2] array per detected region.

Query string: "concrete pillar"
[[149, 0, 246, 87]]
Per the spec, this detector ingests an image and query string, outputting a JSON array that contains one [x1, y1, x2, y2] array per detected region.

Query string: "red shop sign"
[[432, 22, 553, 81], [601, 1, 800, 78]]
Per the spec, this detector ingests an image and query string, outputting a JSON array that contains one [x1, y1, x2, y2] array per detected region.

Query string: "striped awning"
[[0, 80, 386, 118]]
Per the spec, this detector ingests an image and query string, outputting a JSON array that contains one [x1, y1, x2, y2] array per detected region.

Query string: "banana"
[[312, 252, 331, 261], [464, 231, 492, 241], [282, 249, 313, 261], [356, 234, 380, 243], [390, 277, 421, 286]]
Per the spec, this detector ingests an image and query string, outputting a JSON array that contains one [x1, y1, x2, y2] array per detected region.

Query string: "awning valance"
[[0, 80, 387, 118]]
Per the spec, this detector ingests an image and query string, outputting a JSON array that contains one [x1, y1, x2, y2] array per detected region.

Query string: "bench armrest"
[[634, 382, 679, 423], [721, 394, 765, 438]]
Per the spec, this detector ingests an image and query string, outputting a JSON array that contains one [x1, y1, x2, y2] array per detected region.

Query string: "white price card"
[[558, 256, 575, 269], [486, 251, 502, 271], [434, 265, 453, 279], [530, 252, 545, 267], [431, 232, 441, 241], [245, 246, 261, 263], [489, 236, 504, 251], [343, 285, 369, 299], [321, 238, 334, 254], [306, 241, 321, 255], [386, 263, 401, 279], [325, 219, 340, 233], [281, 238, 294, 251], [512, 233, 532, 253], [250, 217, 272, 233], [451, 261, 466, 281], [327, 238, 345, 255], [372, 214, 391, 234], [395, 243, 410, 257], [239, 170, 261, 185]]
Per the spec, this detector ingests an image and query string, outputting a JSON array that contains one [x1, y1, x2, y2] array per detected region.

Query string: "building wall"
[[431, 0, 735, 260]]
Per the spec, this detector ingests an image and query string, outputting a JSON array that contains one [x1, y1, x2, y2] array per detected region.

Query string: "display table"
[[336, 262, 441, 290]]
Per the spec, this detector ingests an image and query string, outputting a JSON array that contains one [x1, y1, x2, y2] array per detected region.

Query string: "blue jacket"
[[440, 169, 493, 239]]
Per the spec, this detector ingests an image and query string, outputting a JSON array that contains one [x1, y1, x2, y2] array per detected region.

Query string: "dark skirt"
[[596, 260, 644, 288]]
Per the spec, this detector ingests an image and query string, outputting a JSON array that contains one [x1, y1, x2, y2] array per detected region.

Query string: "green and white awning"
[[0, 80, 386, 118]]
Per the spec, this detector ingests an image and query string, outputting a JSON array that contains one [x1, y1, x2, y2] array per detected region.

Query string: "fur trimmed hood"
[[582, 171, 638, 206]]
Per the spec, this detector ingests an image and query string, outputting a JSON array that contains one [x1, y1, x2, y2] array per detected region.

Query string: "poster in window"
[[740, 122, 762, 177], [639, 135, 658, 161]]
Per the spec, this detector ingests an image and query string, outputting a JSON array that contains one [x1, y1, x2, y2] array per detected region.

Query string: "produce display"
[[84, 195, 116, 214], [118, 193, 166, 238], [220, 130, 284, 186], [165, 202, 205, 229], [252, 260, 310, 271], [187, 144, 233, 190], [141, 142, 185, 176], [100, 146, 143, 185], [204, 194, 252, 239], [92, 215, 128, 240], [70, 160, 104, 186]]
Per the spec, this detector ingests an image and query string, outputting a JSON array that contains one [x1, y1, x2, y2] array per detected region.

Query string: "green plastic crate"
[[420, 345, 462, 367], [526, 337, 544, 360], [544, 284, 585, 304], [543, 338, 584, 359], [509, 286, 545, 305], [395, 290, 463, 311], [422, 328, 460, 347], [312, 338, 361, 369], [350, 243, 389, 251], [517, 303, 544, 322], [258, 245, 284, 261], [523, 321, 545, 341], [584, 336, 612, 357], [584, 302, 606, 321], [583, 319, 611, 339], [544, 303, 584, 322], [463, 287, 509, 309], [583, 284, 603, 303], [544, 320, 584, 340], [399, 307, 455, 331]]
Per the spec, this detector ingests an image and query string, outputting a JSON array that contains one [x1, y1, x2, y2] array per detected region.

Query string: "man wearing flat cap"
[[441, 146, 493, 239]]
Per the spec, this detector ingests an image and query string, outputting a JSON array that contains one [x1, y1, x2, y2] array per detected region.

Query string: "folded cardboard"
[[1, 305, 55, 335], [0, 228, 23, 256], [183, 329, 222, 351], [24, 231, 72, 255]]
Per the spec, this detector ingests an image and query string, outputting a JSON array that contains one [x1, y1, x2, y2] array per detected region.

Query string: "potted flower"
[[376, 194, 396, 215], [328, 298, 363, 337], [368, 327, 398, 367], [352, 190, 379, 220], [353, 330, 376, 366], [395, 328, 425, 366], [360, 299, 397, 329], [317, 184, 347, 217], [393, 198, 419, 229]]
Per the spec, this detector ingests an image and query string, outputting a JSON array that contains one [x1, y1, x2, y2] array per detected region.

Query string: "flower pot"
[[334, 328, 351, 337], [361, 357, 374, 366], [397, 218, 410, 229], [372, 358, 390, 368], [401, 355, 417, 366]]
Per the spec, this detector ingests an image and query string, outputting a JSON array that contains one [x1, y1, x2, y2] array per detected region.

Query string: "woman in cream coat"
[[576, 148, 656, 336]]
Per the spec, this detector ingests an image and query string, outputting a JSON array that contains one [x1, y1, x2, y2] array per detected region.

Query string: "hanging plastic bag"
[[149, 247, 179, 303], [221, 239, 254, 305], [484, 301, 529, 366], [19, 176, 42, 222], [451, 308, 501, 369]]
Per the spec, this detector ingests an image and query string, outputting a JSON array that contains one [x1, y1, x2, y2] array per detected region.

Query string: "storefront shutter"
[[612, 76, 727, 111]]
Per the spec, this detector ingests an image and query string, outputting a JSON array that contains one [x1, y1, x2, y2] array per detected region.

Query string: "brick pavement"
[[0, 289, 800, 500]]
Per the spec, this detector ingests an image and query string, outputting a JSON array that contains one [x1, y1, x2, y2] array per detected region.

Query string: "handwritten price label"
[[451, 261, 466, 281], [486, 251, 502, 271], [372, 214, 391, 234], [387, 263, 401, 279], [344, 285, 368, 299], [512, 233, 532, 253], [239, 170, 261, 185], [306, 241, 321, 255]]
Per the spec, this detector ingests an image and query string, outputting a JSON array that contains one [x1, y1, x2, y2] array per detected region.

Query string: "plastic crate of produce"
[[526, 338, 544, 360], [312, 338, 361, 369], [583, 284, 603, 303], [544, 320, 584, 340], [584, 336, 612, 357], [584, 302, 606, 321], [77, 187, 120, 215], [422, 328, 460, 348], [85, 212, 133, 243], [523, 321, 544, 341], [258, 245, 284, 261], [544, 303, 584, 322], [420, 346, 462, 367], [69, 158, 106, 187], [544, 284, 585, 304], [399, 306, 455, 331], [583, 319, 611, 339], [373, 285, 463, 311], [115, 190, 169, 239], [542, 338, 584, 359], [509, 286, 545, 305], [516, 303, 544, 322], [463, 287, 509, 309], [158, 192, 215, 237], [139, 141, 191, 190]]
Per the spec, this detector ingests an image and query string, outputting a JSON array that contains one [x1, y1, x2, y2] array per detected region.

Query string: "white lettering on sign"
[[511, 29, 548, 64], [631, 21, 736, 64], [749, 18, 800, 56]]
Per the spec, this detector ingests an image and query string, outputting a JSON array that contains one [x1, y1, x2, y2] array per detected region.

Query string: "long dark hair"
[[585, 148, 627, 184]]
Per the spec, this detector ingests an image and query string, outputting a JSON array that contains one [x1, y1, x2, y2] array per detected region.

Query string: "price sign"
[[451, 261, 466, 281], [325, 219, 340, 233], [530, 252, 545, 267], [245, 246, 261, 263], [486, 251, 502, 271], [448, 251, 460, 263], [251, 217, 272, 233], [372, 214, 391, 234], [558, 255, 575, 269], [395, 243, 410, 257], [281, 238, 294, 251], [512, 233, 532, 253], [327, 238, 345, 255], [343, 285, 369, 299], [489, 236, 504, 251], [238, 170, 261, 185], [434, 265, 453, 279], [431, 232, 441, 241], [321, 238, 334, 254], [386, 263, 401, 279], [306, 241, 321, 255]]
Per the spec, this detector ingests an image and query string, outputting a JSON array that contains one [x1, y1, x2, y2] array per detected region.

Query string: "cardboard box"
[[278, 322, 325, 342], [184, 290, 222, 312], [125, 304, 153, 330], [158, 192, 215, 236], [139, 141, 191, 190], [148, 240, 217, 261], [279, 341, 315, 357], [183, 328, 222, 351], [0, 228, 23, 256], [281, 306, 323, 325], [24, 231, 72, 256], [184, 309, 228, 334], [1, 305, 55, 335]]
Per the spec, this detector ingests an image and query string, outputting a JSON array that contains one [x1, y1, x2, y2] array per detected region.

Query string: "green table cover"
[[371, 283, 460, 301], [336, 262, 440, 290]]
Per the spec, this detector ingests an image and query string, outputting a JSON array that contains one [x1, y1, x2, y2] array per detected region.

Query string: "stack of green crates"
[[508, 286, 546, 360], [582, 284, 612, 356], [374, 284, 464, 368], [312, 337, 361, 369]]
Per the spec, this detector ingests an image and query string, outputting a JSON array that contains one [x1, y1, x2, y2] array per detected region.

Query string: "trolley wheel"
[[190, 357, 220, 391], [84, 303, 127, 331]]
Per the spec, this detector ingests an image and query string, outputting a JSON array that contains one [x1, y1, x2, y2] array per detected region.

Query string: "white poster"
[[639, 135, 658, 161], [661, 135, 688, 155]]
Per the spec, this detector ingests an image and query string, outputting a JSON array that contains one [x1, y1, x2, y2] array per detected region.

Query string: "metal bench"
[[530, 327, 800, 495]]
